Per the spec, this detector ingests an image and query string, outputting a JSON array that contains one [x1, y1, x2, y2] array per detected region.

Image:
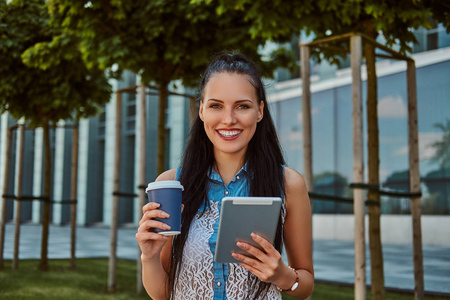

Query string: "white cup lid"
[[146, 180, 184, 192]]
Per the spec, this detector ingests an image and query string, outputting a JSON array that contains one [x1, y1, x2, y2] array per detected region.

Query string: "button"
[[236, 176, 240, 180], [217, 282, 222, 287], [225, 190, 229, 195]]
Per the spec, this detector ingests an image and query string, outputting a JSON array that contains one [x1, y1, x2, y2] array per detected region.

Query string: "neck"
[[214, 152, 245, 185]]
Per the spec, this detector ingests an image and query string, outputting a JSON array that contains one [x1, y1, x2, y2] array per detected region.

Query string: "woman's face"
[[199, 72, 264, 159]]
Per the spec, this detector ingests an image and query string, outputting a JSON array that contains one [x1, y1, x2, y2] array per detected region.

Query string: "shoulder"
[[283, 167, 310, 210], [284, 167, 307, 192], [155, 169, 177, 181]]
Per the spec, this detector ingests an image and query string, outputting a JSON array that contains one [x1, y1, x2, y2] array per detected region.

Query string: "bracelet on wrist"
[[277, 265, 299, 292]]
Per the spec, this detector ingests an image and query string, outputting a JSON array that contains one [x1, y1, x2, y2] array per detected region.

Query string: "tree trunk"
[[13, 122, 25, 270], [39, 121, 51, 271], [70, 124, 79, 270], [364, 23, 385, 300], [156, 82, 169, 175], [137, 84, 147, 294], [407, 61, 424, 300], [351, 34, 366, 300], [109, 91, 122, 292], [300, 45, 313, 192], [0, 123, 14, 270]]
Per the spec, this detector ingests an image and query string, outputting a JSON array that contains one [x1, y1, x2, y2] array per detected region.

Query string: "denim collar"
[[208, 163, 249, 183]]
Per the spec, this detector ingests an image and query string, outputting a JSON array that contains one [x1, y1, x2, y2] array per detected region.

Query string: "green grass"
[[0, 259, 149, 300], [0, 259, 448, 300]]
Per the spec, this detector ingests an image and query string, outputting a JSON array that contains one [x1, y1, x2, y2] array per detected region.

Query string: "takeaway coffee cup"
[[146, 180, 184, 236]]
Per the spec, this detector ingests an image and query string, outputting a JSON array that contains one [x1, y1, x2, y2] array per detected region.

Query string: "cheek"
[[202, 115, 216, 127], [243, 113, 259, 127]]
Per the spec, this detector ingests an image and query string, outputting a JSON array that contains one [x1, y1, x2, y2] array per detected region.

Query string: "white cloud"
[[378, 95, 407, 119], [392, 132, 443, 160], [419, 132, 442, 160], [394, 146, 409, 156]]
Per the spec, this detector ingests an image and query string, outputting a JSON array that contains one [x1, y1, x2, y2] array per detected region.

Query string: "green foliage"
[[48, 0, 293, 88], [0, 0, 111, 127], [203, 0, 448, 65]]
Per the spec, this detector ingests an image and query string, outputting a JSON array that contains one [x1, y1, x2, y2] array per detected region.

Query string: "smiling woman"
[[136, 53, 314, 300], [199, 72, 264, 167]]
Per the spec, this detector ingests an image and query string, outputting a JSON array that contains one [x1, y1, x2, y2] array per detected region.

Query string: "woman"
[[136, 53, 314, 299]]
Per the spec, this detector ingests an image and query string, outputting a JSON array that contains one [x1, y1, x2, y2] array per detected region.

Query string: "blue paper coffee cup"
[[146, 180, 184, 236]]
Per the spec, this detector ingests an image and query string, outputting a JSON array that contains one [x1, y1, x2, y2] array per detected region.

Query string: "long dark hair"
[[170, 53, 286, 299]]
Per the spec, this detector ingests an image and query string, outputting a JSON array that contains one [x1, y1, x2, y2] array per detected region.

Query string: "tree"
[[199, 1, 449, 299], [47, 0, 296, 292], [47, 0, 294, 176], [0, 0, 111, 271]]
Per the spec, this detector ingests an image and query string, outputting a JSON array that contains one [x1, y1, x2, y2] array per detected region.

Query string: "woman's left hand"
[[231, 232, 286, 286]]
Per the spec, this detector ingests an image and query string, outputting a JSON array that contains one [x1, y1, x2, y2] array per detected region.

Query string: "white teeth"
[[218, 130, 241, 137]]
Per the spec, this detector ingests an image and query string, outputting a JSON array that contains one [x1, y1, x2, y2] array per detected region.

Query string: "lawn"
[[0, 259, 448, 299]]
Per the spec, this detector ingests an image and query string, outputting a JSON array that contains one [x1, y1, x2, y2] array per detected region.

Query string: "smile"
[[217, 130, 242, 137]]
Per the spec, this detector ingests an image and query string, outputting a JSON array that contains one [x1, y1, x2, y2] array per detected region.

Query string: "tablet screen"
[[214, 197, 282, 263]]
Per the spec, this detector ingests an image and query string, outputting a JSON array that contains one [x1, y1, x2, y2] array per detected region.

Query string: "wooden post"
[[70, 124, 79, 270], [300, 45, 313, 192], [109, 91, 122, 292], [0, 125, 14, 269], [351, 34, 366, 300], [13, 123, 25, 270], [137, 84, 147, 294], [406, 60, 424, 300], [39, 121, 51, 271], [300, 43, 314, 300]]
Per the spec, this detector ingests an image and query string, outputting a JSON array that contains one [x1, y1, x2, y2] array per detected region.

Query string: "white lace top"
[[172, 166, 285, 300]]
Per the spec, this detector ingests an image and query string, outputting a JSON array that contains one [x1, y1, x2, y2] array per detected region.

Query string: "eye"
[[237, 104, 250, 109], [209, 103, 221, 109]]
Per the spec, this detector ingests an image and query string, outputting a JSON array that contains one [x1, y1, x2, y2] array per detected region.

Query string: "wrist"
[[141, 253, 160, 264], [277, 265, 299, 292]]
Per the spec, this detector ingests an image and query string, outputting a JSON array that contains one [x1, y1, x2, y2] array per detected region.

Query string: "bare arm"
[[136, 169, 177, 300], [282, 167, 314, 298], [230, 167, 314, 299]]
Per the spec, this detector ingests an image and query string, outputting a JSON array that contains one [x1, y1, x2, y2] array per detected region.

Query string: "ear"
[[199, 101, 204, 121], [257, 101, 264, 122]]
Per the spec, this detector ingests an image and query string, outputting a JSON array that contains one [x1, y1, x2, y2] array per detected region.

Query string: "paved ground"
[[3, 223, 450, 295]]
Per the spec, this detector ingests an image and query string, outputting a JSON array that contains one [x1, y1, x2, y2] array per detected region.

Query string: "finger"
[[237, 262, 267, 281], [231, 252, 266, 278], [236, 241, 268, 263], [142, 202, 160, 213], [232, 250, 263, 267], [138, 219, 171, 233], [135, 231, 168, 242], [139, 209, 170, 226], [251, 233, 278, 256]]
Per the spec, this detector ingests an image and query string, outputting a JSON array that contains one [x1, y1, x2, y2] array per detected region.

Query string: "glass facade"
[[270, 57, 450, 215], [0, 28, 448, 227]]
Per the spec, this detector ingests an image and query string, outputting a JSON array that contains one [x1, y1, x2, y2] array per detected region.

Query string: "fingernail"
[[251, 232, 257, 238], [236, 242, 244, 247], [163, 212, 170, 218], [164, 224, 171, 230]]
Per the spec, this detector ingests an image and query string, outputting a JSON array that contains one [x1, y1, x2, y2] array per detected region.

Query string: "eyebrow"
[[206, 98, 254, 104]]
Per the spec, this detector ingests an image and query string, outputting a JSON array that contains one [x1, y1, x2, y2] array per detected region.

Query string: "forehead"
[[203, 72, 257, 100]]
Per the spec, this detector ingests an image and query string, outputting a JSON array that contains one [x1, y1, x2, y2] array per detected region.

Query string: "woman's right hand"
[[136, 202, 171, 260]]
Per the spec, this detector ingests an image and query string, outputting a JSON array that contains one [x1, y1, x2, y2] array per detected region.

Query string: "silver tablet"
[[214, 196, 282, 263]]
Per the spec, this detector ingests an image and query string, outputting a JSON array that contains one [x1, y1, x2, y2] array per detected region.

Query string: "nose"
[[222, 108, 236, 125]]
